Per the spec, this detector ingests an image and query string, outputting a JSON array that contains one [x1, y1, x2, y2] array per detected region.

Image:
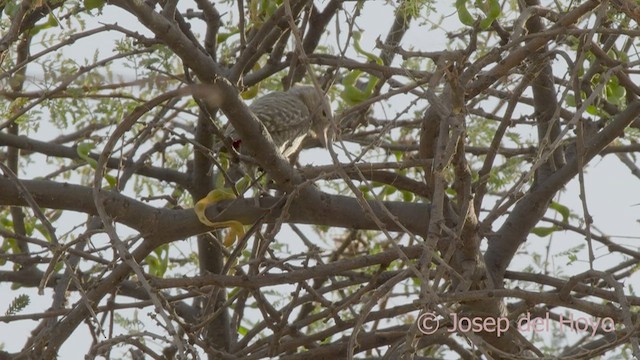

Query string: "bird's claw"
[[195, 189, 245, 247]]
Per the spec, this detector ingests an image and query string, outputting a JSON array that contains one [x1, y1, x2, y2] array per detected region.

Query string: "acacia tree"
[[1, 0, 640, 358]]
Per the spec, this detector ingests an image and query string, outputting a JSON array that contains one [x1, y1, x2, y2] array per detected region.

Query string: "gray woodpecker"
[[224, 86, 332, 159], [196, 87, 332, 236]]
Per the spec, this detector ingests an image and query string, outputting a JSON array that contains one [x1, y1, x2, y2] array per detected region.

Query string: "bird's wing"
[[249, 93, 311, 141]]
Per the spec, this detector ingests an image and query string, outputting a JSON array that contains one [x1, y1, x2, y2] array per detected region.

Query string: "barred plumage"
[[225, 86, 331, 158]]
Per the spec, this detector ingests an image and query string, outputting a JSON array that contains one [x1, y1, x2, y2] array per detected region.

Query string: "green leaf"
[[76, 142, 98, 168], [479, 17, 493, 30], [104, 174, 117, 189], [549, 201, 570, 223], [479, 0, 500, 29], [5, 238, 21, 254], [145, 244, 169, 277], [605, 76, 626, 105], [531, 226, 559, 237], [402, 191, 415, 202], [76, 142, 117, 189], [340, 71, 368, 105], [455, 0, 475, 26], [340, 31, 381, 105], [531, 202, 571, 237], [4, 1, 19, 18], [84, 0, 105, 10], [34, 224, 52, 242], [28, 14, 59, 36], [383, 185, 397, 195], [485, 0, 501, 18], [217, 30, 240, 44], [4, 294, 30, 315], [54, 261, 63, 273], [10, 283, 22, 290], [586, 104, 599, 115], [352, 32, 383, 65], [237, 325, 249, 336]]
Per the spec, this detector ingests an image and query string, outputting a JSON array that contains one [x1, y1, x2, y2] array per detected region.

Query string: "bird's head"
[[289, 86, 333, 147]]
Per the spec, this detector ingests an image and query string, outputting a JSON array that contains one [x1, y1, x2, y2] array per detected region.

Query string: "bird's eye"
[[232, 139, 242, 150]]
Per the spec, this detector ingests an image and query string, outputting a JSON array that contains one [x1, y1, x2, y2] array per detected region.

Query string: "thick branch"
[[0, 178, 431, 239], [0, 178, 198, 242], [485, 100, 640, 285], [202, 193, 430, 235]]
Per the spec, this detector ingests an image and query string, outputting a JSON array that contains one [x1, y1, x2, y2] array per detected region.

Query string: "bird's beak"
[[317, 125, 330, 148]]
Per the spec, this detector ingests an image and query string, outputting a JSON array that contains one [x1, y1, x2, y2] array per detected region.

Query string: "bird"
[[194, 86, 332, 244], [224, 86, 332, 160]]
